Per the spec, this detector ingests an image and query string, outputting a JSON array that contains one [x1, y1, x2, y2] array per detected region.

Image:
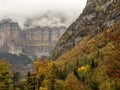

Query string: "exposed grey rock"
[[0, 19, 66, 59], [51, 0, 120, 60], [75, 37, 83, 45], [83, 13, 96, 21]]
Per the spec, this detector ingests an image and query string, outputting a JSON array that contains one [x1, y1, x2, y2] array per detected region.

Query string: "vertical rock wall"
[[0, 19, 66, 59]]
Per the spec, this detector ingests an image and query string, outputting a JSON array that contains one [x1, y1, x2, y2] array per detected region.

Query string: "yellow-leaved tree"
[[0, 58, 12, 90], [33, 58, 50, 90]]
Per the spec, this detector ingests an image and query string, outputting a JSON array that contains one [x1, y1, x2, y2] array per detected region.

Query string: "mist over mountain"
[[0, 11, 82, 29], [0, 0, 87, 28], [23, 11, 70, 29]]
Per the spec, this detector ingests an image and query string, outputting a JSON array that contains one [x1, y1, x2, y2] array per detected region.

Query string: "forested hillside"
[[31, 19, 120, 90], [0, 53, 32, 76]]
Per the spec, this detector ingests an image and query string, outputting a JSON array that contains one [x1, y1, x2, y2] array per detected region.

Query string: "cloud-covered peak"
[[0, 0, 87, 28]]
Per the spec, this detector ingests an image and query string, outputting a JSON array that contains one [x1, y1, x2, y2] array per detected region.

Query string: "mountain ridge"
[[51, 0, 120, 60]]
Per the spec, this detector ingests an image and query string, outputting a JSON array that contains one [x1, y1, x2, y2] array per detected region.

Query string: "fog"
[[0, 0, 87, 28]]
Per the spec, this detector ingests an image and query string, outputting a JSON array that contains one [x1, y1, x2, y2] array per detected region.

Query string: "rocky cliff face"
[[0, 19, 21, 53], [19, 26, 66, 59], [51, 0, 120, 60], [0, 18, 66, 59]]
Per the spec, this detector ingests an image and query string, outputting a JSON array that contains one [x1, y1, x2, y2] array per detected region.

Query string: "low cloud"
[[0, 0, 87, 28]]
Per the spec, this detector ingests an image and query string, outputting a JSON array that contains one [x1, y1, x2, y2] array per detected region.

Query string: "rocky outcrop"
[[51, 0, 120, 60], [0, 18, 21, 53], [0, 18, 66, 59]]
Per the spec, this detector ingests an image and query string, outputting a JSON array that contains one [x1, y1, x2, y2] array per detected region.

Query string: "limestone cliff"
[[0, 18, 66, 59], [0, 18, 21, 53]]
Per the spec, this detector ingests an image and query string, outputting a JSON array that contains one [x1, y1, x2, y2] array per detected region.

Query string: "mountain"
[[51, 0, 120, 60], [0, 0, 120, 89], [45, 0, 120, 89], [0, 19, 66, 59]]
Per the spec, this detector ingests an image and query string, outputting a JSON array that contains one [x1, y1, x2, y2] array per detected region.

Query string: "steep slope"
[[51, 0, 120, 60], [52, 21, 120, 89], [32, 21, 120, 89], [45, 0, 120, 89]]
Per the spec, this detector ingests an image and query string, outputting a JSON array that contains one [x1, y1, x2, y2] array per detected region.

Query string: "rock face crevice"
[[0, 18, 66, 59]]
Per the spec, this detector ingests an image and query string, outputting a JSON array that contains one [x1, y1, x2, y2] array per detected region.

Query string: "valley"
[[0, 0, 120, 90]]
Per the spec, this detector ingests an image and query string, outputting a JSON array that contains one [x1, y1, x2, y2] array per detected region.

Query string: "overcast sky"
[[0, 0, 87, 28]]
